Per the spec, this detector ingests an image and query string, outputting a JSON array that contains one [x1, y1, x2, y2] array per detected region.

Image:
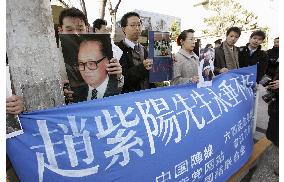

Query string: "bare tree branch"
[[98, 0, 107, 19], [107, 0, 122, 40], [58, 0, 69, 8], [108, 0, 113, 14], [114, 0, 122, 12], [80, 0, 88, 23]]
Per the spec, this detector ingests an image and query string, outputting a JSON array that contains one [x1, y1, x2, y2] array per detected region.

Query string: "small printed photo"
[[153, 32, 171, 57], [6, 114, 23, 139], [6, 66, 23, 139], [59, 34, 119, 103], [197, 48, 215, 88]]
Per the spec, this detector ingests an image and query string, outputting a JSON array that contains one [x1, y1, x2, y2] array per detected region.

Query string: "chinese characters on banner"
[[7, 66, 256, 182]]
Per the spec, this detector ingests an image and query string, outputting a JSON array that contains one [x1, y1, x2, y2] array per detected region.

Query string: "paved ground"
[[253, 85, 269, 141], [250, 144, 279, 182]]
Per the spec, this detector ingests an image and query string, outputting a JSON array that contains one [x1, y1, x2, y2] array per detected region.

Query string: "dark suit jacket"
[[214, 43, 226, 75], [73, 76, 119, 103], [239, 44, 268, 83], [117, 40, 155, 93], [214, 42, 239, 75]]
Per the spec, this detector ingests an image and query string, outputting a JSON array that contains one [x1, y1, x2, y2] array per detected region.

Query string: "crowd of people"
[[7, 7, 279, 176]]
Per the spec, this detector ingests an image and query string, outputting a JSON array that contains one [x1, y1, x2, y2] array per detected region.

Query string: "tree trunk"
[[98, 0, 107, 19], [108, 0, 122, 40], [80, 0, 88, 23], [110, 13, 116, 40], [6, 0, 66, 112]]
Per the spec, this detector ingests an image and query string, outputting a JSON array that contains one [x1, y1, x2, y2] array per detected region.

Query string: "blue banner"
[[7, 66, 256, 182]]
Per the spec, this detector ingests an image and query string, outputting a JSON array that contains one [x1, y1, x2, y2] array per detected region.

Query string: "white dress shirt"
[[87, 75, 109, 100]]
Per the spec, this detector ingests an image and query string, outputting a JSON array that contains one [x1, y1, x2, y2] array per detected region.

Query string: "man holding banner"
[[214, 27, 241, 75]]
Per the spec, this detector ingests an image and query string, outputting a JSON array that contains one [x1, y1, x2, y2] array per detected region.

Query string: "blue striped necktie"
[[134, 44, 140, 53], [91, 89, 98, 100]]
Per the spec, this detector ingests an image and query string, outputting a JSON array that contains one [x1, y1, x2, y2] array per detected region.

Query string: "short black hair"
[[250, 30, 266, 40], [177, 29, 195, 46], [275, 37, 279, 40], [205, 44, 213, 48], [78, 34, 113, 60], [120, 12, 141, 28], [214, 39, 222, 44], [93, 19, 107, 32], [226, 27, 241, 37], [59, 7, 88, 27], [200, 47, 214, 60]]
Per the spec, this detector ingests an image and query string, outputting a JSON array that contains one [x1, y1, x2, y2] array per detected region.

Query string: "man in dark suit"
[[117, 12, 154, 93], [239, 30, 268, 83], [77, 39, 122, 101], [214, 27, 241, 75]]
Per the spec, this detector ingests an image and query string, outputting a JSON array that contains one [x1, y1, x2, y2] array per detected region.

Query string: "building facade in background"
[[115, 9, 181, 44]]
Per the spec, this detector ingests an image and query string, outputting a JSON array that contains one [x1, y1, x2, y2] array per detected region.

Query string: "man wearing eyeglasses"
[[58, 8, 123, 103], [117, 12, 155, 93], [77, 39, 121, 100]]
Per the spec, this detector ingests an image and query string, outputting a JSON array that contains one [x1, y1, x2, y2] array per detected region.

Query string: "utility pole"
[[7, 0, 66, 112]]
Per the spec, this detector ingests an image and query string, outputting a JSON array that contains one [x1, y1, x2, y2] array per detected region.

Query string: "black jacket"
[[72, 77, 119, 103], [266, 46, 279, 78], [214, 43, 226, 75], [238, 44, 268, 83], [117, 40, 155, 93]]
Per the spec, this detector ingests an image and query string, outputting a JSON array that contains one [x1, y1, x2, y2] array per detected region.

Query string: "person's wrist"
[[117, 74, 123, 81]]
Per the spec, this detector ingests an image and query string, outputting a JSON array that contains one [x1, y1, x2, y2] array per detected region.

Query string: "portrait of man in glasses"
[[60, 34, 121, 103]]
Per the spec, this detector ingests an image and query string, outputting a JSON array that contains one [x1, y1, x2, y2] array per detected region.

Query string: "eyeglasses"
[[77, 57, 106, 71], [127, 23, 142, 29]]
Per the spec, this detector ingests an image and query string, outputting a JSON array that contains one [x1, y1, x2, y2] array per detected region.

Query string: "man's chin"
[[86, 81, 98, 88]]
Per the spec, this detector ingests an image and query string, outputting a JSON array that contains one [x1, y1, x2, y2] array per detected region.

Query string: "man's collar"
[[124, 38, 137, 49], [248, 46, 257, 53], [178, 48, 198, 60], [88, 75, 109, 99]]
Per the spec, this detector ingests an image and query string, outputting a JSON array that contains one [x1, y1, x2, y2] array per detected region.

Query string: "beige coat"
[[172, 48, 199, 85]]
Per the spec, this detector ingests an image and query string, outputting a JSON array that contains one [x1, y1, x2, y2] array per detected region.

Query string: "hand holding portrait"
[[143, 58, 153, 70], [106, 58, 122, 75], [191, 75, 199, 83], [6, 95, 24, 115], [220, 67, 229, 73], [268, 80, 279, 90], [63, 80, 74, 103]]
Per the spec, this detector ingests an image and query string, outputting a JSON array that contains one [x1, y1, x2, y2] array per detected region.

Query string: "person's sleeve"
[[214, 50, 222, 75], [117, 75, 124, 89]]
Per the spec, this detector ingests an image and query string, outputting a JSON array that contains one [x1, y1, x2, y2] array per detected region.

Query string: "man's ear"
[[122, 27, 126, 35], [180, 39, 184, 46]]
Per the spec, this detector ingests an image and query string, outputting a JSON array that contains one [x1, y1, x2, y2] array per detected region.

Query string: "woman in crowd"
[[172, 29, 199, 85]]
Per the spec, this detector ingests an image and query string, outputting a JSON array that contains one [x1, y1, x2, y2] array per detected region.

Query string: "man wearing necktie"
[[117, 12, 155, 93], [77, 38, 123, 101]]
